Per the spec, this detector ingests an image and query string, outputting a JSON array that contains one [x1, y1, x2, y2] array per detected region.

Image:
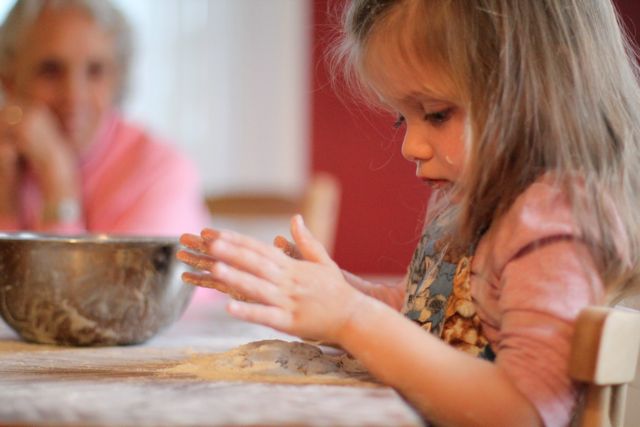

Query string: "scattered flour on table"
[[162, 339, 379, 386]]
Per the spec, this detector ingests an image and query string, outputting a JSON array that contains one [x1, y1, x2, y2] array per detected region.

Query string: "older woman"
[[0, 0, 210, 236]]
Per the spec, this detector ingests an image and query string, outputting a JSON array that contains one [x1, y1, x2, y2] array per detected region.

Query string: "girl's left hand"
[[178, 228, 250, 300], [188, 215, 365, 344]]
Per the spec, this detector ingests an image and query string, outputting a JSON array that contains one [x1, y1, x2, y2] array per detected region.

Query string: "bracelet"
[[41, 198, 82, 224]]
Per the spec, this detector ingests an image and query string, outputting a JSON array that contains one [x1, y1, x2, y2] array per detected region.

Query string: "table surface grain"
[[0, 289, 423, 427]]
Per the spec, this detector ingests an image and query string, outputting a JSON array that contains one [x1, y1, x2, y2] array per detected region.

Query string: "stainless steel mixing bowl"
[[0, 233, 194, 346]]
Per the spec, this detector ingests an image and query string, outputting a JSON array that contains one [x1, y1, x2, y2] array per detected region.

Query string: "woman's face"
[[4, 6, 119, 153]]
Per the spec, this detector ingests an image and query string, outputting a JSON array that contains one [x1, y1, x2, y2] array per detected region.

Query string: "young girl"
[[178, 0, 640, 425]]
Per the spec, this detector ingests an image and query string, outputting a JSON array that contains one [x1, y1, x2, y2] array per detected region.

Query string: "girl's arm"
[[340, 270, 405, 310], [336, 296, 542, 427], [186, 215, 541, 427]]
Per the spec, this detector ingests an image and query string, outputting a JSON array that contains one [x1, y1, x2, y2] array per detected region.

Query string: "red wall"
[[617, 0, 640, 25], [310, 0, 640, 275], [310, 0, 429, 275]]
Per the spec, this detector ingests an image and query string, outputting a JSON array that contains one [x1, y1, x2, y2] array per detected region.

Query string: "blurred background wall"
[[115, 0, 310, 197]]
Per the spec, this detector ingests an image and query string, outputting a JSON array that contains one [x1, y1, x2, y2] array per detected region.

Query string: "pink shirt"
[[0, 112, 211, 236], [471, 179, 605, 427]]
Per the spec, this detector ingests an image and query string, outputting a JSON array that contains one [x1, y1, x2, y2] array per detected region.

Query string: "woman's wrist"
[[40, 197, 82, 225], [37, 149, 82, 226]]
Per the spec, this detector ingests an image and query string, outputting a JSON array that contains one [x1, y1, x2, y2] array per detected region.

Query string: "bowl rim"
[[0, 232, 179, 245]]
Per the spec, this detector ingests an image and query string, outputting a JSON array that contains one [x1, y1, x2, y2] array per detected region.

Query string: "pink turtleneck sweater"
[[0, 113, 211, 237], [471, 179, 606, 427]]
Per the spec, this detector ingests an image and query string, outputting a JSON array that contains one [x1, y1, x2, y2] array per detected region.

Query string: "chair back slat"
[[570, 306, 640, 427]]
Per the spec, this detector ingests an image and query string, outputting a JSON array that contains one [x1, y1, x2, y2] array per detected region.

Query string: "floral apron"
[[402, 219, 494, 361]]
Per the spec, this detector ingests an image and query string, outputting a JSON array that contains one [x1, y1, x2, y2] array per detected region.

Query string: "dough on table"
[[164, 339, 378, 386]]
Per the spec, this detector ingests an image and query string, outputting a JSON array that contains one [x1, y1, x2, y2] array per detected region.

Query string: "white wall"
[[113, 0, 311, 196]]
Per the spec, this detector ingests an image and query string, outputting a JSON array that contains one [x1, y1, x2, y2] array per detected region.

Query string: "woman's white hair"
[[0, 0, 133, 103]]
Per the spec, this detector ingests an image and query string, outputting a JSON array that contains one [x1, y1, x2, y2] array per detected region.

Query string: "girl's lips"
[[421, 178, 451, 190]]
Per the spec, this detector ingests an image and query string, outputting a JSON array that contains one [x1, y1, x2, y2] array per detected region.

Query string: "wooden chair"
[[569, 306, 640, 427], [205, 172, 341, 254]]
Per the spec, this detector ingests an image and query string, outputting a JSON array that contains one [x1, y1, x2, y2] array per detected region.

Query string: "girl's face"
[[3, 6, 119, 153], [364, 42, 467, 192], [393, 88, 466, 192]]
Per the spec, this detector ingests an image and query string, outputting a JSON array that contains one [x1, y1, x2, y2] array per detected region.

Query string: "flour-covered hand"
[[177, 230, 248, 300], [208, 215, 364, 344]]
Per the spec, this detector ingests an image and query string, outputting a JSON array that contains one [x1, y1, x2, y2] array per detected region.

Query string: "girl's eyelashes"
[[393, 115, 406, 129], [392, 107, 454, 129], [424, 107, 454, 126]]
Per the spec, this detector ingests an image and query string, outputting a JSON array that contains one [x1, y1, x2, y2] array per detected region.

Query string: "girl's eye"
[[424, 107, 454, 126], [393, 115, 405, 129]]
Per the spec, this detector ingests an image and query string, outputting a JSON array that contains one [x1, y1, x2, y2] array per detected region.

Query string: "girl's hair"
[[0, 0, 133, 104], [332, 0, 640, 301]]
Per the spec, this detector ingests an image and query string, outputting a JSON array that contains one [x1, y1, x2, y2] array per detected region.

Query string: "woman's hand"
[[0, 133, 20, 217], [0, 101, 80, 222], [179, 215, 366, 344]]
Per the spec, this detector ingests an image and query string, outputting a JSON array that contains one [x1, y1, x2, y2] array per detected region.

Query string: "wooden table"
[[0, 290, 423, 427]]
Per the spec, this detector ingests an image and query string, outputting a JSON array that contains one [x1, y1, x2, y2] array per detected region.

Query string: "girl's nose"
[[401, 126, 433, 162]]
